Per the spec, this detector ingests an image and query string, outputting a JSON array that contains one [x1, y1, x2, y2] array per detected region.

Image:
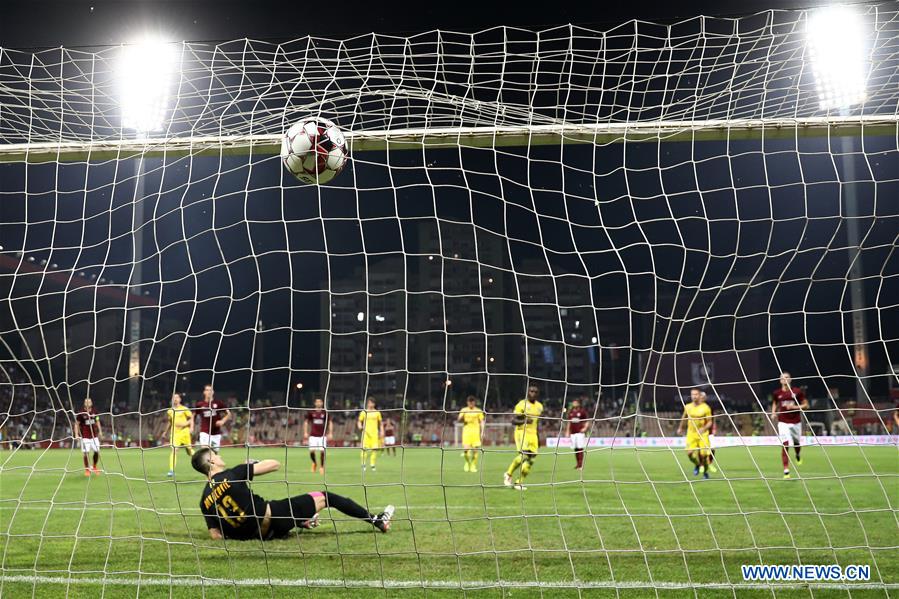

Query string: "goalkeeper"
[[503, 384, 544, 490], [191, 447, 394, 540]]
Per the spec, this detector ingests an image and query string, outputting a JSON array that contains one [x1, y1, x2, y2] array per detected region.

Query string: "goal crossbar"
[[2, 115, 896, 163]]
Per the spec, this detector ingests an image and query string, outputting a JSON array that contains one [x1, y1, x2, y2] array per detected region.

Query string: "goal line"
[[2, 573, 895, 591], [2, 115, 897, 163]]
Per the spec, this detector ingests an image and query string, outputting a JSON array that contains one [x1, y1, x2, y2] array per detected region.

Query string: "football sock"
[[507, 455, 523, 477], [360, 450, 367, 465], [519, 459, 532, 480], [794, 446, 801, 460], [323, 492, 374, 522], [169, 451, 176, 471], [688, 453, 699, 467], [471, 451, 479, 468], [781, 445, 790, 469], [310, 451, 316, 465], [319, 451, 325, 467], [370, 449, 378, 467], [92, 452, 99, 467], [82, 454, 89, 468]]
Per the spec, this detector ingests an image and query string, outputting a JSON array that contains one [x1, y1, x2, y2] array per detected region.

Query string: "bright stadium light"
[[119, 38, 177, 403], [807, 6, 868, 110], [808, 6, 872, 402], [119, 38, 177, 134]]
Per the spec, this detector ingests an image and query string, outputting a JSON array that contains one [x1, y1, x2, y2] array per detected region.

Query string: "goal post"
[[2, 5, 899, 595], [2, 116, 898, 163]]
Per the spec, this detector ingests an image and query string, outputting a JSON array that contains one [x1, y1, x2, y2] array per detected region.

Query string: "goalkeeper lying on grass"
[[191, 447, 394, 540]]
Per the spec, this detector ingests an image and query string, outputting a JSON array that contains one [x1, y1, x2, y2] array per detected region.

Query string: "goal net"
[[2, 6, 898, 595]]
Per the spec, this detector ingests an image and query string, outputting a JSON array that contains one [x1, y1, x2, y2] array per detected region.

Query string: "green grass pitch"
[[1, 443, 897, 598]]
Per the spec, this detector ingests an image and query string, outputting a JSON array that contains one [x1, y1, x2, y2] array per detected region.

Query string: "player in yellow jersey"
[[701, 392, 719, 474], [357, 397, 384, 472], [504, 384, 543, 490], [458, 395, 485, 472], [162, 393, 194, 477], [676, 388, 713, 479]]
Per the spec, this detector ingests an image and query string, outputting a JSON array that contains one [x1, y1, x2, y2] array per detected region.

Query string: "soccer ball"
[[281, 117, 348, 185]]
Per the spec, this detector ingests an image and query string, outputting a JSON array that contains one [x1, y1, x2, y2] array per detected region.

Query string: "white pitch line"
[[0, 504, 809, 516], [0, 504, 588, 517], [0, 573, 896, 591], [3, 504, 891, 518], [0, 505, 512, 513]]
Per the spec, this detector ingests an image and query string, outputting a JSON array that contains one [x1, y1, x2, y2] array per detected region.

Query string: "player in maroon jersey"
[[303, 397, 333, 474], [383, 417, 398, 456], [565, 395, 591, 470], [73, 398, 103, 476], [771, 372, 808, 479], [194, 385, 231, 451]]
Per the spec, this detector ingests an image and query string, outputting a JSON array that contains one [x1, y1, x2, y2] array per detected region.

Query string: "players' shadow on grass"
[[189, 527, 384, 547]]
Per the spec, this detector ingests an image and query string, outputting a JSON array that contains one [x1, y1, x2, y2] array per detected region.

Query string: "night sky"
[[0, 0, 862, 49]]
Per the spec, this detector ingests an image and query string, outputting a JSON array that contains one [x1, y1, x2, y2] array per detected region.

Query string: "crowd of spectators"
[[1, 373, 896, 450]]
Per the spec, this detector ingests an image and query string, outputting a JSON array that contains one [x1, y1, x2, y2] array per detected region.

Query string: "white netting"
[[1, 6, 898, 596]]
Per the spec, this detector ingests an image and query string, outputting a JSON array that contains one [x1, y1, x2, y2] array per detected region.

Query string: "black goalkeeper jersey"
[[200, 464, 268, 540]]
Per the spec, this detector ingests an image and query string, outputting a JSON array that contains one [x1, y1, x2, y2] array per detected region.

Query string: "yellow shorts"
[[172, 430, 192, 447], [462, 430, 482, 448], [514, 430, 539, 454], [685, 433, 711, 455], [362, 435, 380, 450]]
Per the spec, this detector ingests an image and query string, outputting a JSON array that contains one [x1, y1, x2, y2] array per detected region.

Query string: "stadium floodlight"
[[119, 38, 176, 404], [118, 38, 176, 134], [808, 6, 871, 401], [807, 6, 868, 110]]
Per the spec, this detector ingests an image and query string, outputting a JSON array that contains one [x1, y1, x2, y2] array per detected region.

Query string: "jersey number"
[[216, 495, 247, 527]]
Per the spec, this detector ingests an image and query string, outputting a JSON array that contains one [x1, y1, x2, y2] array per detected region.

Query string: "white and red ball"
[[280, 117, 348, 185]]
